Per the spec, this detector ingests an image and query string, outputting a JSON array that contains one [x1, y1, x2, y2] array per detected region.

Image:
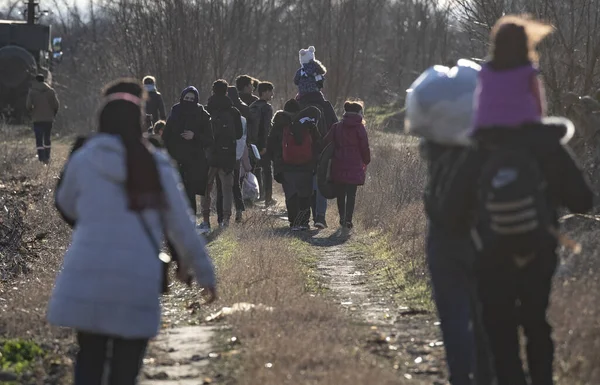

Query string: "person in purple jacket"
[[323, 101, 370, 229]]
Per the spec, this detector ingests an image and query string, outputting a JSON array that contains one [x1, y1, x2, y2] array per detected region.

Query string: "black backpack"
[[210, 108, 237, 170], [475, 147, 553, 259]]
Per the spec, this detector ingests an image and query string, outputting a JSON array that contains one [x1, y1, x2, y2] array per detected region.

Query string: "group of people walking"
[[139, 45, 370, 232]]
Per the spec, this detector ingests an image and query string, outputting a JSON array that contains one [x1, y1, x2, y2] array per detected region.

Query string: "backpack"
[[282, 121, 313, 165], [317, 141, 337, 199], [210, 108, 237, 170], [475, 147, 553, 260]]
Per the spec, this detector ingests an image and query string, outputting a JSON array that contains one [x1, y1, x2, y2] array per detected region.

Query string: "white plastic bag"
[[242, 172, 260, 202], [405, 59, 481, 146]]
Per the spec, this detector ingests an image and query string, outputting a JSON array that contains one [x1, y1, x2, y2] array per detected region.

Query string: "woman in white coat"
[[47, 79, 217, 385]]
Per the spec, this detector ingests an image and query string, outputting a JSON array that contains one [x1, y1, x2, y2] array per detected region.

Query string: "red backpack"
[[282, 123, 313, 165]]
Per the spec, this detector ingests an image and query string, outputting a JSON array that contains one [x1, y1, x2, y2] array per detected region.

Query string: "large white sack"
[[404, 59, 481, 146]]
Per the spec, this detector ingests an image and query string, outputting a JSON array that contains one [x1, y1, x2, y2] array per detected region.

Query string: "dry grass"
[[551, 220, 600, 385], [207, 220, 409, 384]]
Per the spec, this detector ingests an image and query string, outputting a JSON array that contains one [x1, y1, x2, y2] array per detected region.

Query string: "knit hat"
[[299, 46, 316, 65]]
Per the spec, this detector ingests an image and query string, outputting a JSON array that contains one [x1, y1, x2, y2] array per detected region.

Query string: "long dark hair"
[[489, 15, 553, 71], [99, 78, 167, 212]]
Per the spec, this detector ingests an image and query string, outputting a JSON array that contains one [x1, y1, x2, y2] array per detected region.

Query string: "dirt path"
[[311, 229, 448, 384]]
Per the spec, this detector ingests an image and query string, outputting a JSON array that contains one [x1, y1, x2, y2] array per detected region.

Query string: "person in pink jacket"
[[324, 101, 371, 229]]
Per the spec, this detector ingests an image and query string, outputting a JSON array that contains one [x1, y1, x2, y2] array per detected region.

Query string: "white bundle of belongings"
[[242, 172, 260, 202], [404, 59, 481, 145]]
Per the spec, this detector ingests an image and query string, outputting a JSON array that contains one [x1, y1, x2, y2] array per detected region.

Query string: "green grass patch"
[[365, 102, 404, 128], [207, 232, 238, 268], [0, 339, 46, 383], [352, 231, 433, 312]]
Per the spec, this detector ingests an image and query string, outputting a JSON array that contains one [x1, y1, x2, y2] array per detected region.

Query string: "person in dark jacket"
[[268, 99, 321, 230], [215, 87, 251, 224], [323, 101, 370, 230], [249, 82, 275, 206], [236, 75, 259, 107], [472, 123, 593, 385], [26, 74, 59, 164], [297, 89, 339, 228], [143, 76, 166, 126], [199, 80, 243, 231], [162, 86, 213, 216]]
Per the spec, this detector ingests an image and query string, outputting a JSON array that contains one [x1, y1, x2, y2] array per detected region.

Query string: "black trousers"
[[335, 184, 358, 225], [478, 250, 557, 385], [256, 155, 273, 201], [217, 160, 244, 222], [74, 331, 148, 385], [285, 195, 311, 227], [183, 181, 197, 215], [33, 121, 52, 162]]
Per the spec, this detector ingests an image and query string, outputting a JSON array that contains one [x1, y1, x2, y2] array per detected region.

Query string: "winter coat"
[[248, 99, 273, 152], [324, 112, 371, 185], [206, 94, 243, 171], [146, 89, 166, 123], [268, 107, 322, 180], [294, 60, 326, 94], [26, 81, 59, 122], [163, 87, 213, 194], [47, 134, 215, 339], [297, 91, 339, 137]]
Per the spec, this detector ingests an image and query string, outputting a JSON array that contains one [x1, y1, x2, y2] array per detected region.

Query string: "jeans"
[[478, 248, 557, 385], [202, 167, 234, 223], [311, 175, 328, 221], [426, 223, 495, 385], [217, 160, 244, 222], [335, 183, 357, 226], [33, 121, 52, 162], [256, 155, 273, 202], [74, 331, 147, 385]]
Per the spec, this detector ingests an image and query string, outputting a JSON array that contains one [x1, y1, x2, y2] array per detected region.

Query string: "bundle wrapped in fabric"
[[404, 59, 481, 146]]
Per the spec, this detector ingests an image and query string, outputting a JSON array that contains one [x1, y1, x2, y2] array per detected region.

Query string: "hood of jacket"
[[207, 94, 233, 112], [31, 81, 52, 93], [179, 86, 199, 103], [76, 134, 168, 184], [472, 117, 575, 156], [341, 112, 364, 127], [293, 106, 321, 125]]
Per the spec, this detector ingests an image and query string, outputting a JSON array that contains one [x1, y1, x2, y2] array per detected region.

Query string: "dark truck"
[[0, 0, 62, 123]]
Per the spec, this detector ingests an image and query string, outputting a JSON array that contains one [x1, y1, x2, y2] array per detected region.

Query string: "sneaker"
[[314, 215, 327, 229], [291, 226, 302, 231], [220, 221, 230, 229], [265, 198, 277, 207], [235, 211, 243, 223], [197, 222, 211, 233], [299, 225, 310, 231], [346, 222, 354, 230]]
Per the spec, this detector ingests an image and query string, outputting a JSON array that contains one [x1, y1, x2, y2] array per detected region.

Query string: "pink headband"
[[103, 92, 142, 106]]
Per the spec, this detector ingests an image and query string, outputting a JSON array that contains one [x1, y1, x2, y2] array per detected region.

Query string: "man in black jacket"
[[268, 100, 321, 229], [249, 82, 275, 206], [143, 76, 166, 127], [199, 80, 243, 231]]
